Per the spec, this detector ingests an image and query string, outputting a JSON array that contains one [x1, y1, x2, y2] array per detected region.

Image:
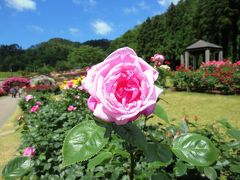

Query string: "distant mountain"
[[82, 39, 111, 51]]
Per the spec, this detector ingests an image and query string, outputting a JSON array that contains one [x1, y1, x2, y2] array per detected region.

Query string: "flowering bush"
[[59, 77, 83, 90], [2, 77, 30, 92], [3, 88, 240, 179], [173, 60, 240, 94], [2, 49, 239, 180], [27, 84, 59, 93]]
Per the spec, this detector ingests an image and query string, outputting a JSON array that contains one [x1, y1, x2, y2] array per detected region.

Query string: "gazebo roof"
[[186, 40, 222, 51]]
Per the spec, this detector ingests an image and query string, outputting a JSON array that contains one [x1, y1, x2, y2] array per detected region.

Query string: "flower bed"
[[2, 77, 30, 93], [173, 60, 240, 94], [26, 84, 59, 93], [2, 49, 240, 179]]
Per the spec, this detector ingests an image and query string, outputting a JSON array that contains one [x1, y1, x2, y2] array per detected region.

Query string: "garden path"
[[0, 96, 19, 128]]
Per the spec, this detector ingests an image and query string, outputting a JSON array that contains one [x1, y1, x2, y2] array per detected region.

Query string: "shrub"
[[3, 87, 240, 179], [155, 67, 172, 88], [2, 77, 30, 92], [26, 85, 59, 93], [173, 60, 240, 94]]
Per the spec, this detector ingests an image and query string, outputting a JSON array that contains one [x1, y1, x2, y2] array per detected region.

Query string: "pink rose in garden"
[[152, 54, 165, 62], [36, 101, 42, 106], [82, 47, 163, 125], [30, 105, 39, 113], [23, 147, 36, 157], [68, 105, 77, 111], [68, 81, 73, 88], [25, 95, 33, 102]]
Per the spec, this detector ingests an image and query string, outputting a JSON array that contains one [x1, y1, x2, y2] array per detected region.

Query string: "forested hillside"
[[0, 0, 239, 72], [109, 0, 240, 64], [0, 38, 108, 72]]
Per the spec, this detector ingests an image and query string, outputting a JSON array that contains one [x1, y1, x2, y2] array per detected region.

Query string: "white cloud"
[[72, 0, 96, 6], [92, 20, 112, 35], [28, 25, 44, 33], [123, 7, 138, 14], [157, 0, 180, 6], [138, 1, 150, 9], [69, 27, 81, 36], [5, 0, 36, 11]]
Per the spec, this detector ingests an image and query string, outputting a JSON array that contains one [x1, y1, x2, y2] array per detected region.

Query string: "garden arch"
[[2, 77, 30, 92], [181, 40, 223, 69]]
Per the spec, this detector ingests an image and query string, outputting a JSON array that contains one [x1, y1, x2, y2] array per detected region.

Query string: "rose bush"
[[82, 47, 162, 125], [2, 77, 30, 92], [4, 48, 239, 180], [173, 60, 240, 94]]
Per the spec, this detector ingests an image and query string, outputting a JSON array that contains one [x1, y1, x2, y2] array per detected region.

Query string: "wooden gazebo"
[[181, 40, 223, 69]]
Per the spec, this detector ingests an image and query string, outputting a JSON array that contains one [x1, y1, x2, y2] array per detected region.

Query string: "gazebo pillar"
[[205, 49, 210, 63], [180, 54, 184, 65], [218, 50, 223, 61], [193, 56, 197, 69], [184, 51, 189, 69]]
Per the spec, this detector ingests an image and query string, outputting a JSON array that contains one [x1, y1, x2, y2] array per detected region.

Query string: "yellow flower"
[[59, 76, 84, 90]]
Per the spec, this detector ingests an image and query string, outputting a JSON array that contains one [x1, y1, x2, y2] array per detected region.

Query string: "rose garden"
[[1, 0, 240, 179], [0, 47, 239, 180]]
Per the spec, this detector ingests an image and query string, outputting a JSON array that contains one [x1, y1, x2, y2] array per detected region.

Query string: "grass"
[[0, 72, 23, 80], [0, 107, 22, 178], [0, 90, 239, 179], [156, 90, 240, 128]]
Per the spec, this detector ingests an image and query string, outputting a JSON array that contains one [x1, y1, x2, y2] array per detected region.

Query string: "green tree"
[[67, 45, 106, 68]]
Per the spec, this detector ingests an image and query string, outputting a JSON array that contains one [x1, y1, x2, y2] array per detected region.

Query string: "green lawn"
[[0, 91, 239, 179], [0, 107, 21, 179], [157, 90, 240, 128], [0, 72, 23, 81]]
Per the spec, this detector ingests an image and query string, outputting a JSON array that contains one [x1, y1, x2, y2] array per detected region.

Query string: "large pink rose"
[[82, 47, 163, 125]]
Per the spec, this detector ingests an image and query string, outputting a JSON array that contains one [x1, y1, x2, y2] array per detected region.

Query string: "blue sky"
[[0, 0, 179, 49]]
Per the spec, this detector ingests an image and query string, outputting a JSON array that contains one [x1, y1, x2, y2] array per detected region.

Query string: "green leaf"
[[174, 161, 187, 177], [218, 118, 232, 129], [87, 152, 112, 170], [114, 150, 130, 158], [63, 121, 109, 166], [227, 129, 240, 140], [229, 164, 240, 173], [151, 172, 171, 180], [153, 103, 169, 123], [112, 123, 147, 151], [2, 156, 33, 179], [204, 167, 217, 180], [172, 133, 219, 166], [145, 143, 172, 165]]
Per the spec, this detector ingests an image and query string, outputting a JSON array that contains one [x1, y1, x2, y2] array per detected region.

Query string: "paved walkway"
[[0, 96, 19, 128]]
